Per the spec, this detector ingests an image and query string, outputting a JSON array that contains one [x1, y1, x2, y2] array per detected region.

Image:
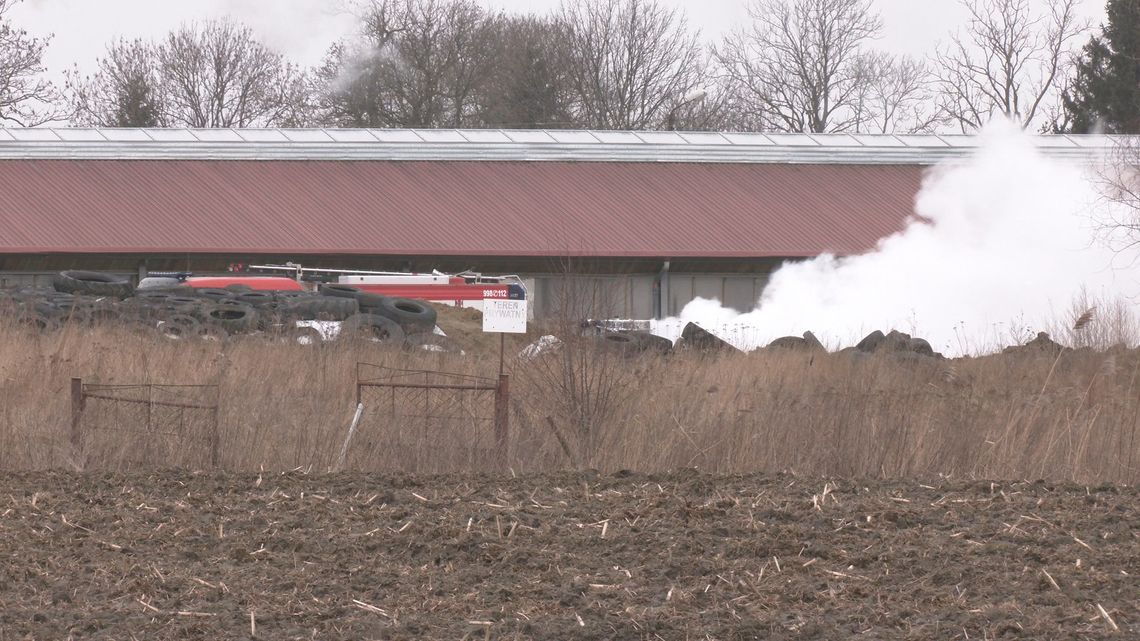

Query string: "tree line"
[[0, 0, 1136, 133]]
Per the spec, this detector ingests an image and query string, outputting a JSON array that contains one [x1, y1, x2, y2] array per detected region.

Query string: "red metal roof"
[[0, 160, 922, 258]]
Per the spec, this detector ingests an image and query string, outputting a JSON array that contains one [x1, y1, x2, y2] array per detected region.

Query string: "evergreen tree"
[[1063, 0, 1140, 133]]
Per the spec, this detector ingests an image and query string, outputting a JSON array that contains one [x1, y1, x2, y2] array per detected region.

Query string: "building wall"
[[527, 271, 775, 319]]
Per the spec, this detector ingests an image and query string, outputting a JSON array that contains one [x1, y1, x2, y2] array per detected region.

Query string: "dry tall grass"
[[1, 315, 1139, 483]]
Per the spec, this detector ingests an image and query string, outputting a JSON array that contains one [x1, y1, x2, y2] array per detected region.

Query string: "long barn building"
[[0, 129, 1110, 318]]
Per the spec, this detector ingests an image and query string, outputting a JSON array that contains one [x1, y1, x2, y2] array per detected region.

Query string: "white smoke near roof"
[[327, 41, 403, 95], [653, 121, 1140, 357]]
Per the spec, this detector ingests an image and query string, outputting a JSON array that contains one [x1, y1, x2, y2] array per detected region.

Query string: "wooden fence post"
[[494, 374, 510, 467], [209, 407, 221, 469], [70, 377, 84, 451]]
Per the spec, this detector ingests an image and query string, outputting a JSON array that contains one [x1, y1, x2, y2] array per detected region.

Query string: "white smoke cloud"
[[654, 122, 1140, 356]]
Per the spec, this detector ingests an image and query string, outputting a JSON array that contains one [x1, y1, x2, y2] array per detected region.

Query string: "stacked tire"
[[4, 272, 444, 347], [318, 284, 438, 349]]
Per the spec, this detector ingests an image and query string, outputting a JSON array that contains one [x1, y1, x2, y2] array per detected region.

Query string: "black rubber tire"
[[319, 283, 360, 299], [596, 331, 645, 354], [157, 314, 198, 340], [635, 332, 674, 354], [317, 283, 392, 311], [162, 297, 203, 318], [223, 284, 253, 293], [52, 270, 134, 299], [374, 297, 437, 333], [341, 313, 406, 345], [236, 291, 276, 307], [203, 304, 257, 334], [195, 288, 234, 301]]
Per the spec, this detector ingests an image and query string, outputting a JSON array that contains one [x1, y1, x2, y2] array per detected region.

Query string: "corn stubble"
[[1, 315, 1138, 483]]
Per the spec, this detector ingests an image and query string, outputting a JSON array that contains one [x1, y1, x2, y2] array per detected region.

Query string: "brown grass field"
[[1, 308, 1139, 639], [0, 305, 1137, 483]]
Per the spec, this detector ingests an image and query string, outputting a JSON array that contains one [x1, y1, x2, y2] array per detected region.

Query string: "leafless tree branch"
[[715, 0, 885, 133], [155, 19, 308, 128], [558, 0, 706, 130], [933, 0, 1087, 132], [0, 0, 62, 126]]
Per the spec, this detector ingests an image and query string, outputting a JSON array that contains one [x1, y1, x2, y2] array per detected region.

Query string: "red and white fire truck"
[[170, 263, 526, 311]]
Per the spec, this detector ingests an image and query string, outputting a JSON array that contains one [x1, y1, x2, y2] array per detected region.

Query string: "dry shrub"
[[2, 312, 1140, 483]]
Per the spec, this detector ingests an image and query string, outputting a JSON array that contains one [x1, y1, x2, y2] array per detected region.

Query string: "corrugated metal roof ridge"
[[0, 128, 1124, 164]]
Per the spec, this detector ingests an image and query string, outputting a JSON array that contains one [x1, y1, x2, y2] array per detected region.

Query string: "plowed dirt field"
[[1, 471, 1136, 640]]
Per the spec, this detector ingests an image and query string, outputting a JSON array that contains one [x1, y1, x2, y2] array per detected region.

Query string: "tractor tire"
[[52, 270, 134, 299], [203, 304, 257, 334], [319, 284, 391, 311], [341, 313, 405, 345], [596, 331, 645, 355], [374, 297, 437, 333]]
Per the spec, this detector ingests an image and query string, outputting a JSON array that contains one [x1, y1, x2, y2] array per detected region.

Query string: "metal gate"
[[342, 363, 508, 472], [71, 378, 220, 469]]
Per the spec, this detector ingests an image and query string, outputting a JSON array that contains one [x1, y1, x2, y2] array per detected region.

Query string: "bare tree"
[[853, 53, 944, 134], [715, 0, 884, 133], [67, 39, 165, 127], [315, 0, 498, 128], [557, 0, 706, 130], [157, 20, 309, 128], [0, 0, 60, 126], [478, 15, 574, 128], [934, 0, 1087, 132]]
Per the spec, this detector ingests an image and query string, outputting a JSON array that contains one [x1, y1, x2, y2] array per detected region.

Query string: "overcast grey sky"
[[11, 0, 1109, 81]]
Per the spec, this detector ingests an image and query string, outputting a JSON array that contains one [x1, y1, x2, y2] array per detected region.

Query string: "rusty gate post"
[[69, 377, 84, 451], [494, 374, 510, 467]]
